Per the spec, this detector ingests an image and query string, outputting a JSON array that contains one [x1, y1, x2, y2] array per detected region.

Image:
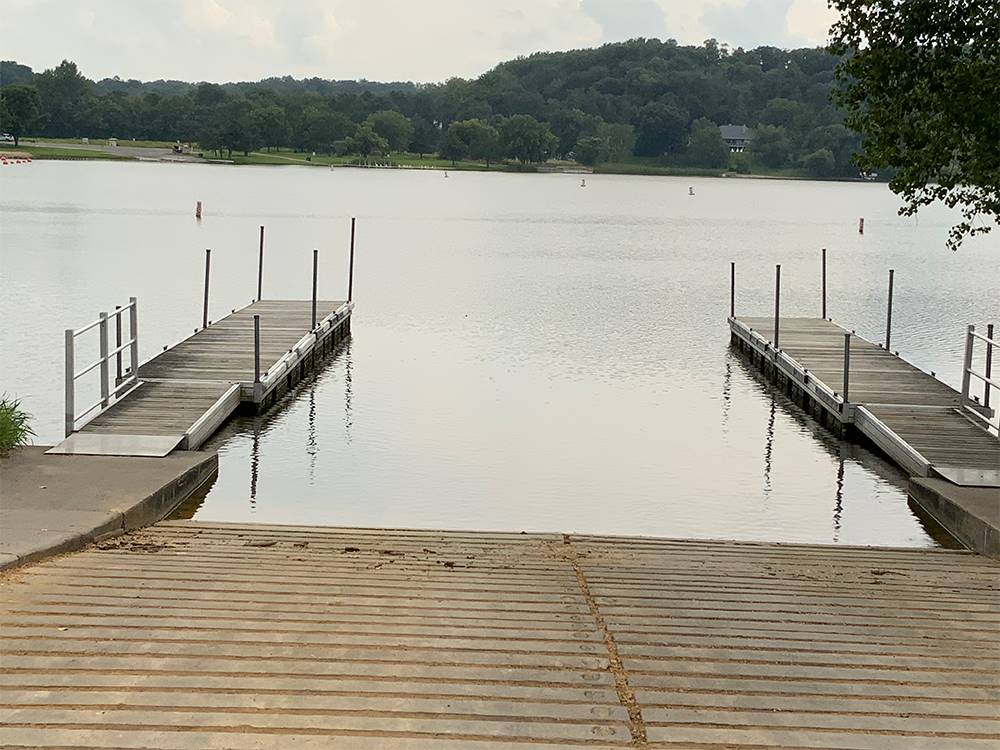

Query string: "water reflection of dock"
[[2, 521, 997, 748]]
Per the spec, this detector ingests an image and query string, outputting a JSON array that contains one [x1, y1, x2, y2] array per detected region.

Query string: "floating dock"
[[50, 299, 353, 457], [729, 316, 999, 481], [1, 521, 997, 749]]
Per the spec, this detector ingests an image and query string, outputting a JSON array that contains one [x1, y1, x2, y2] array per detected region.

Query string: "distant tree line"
[[0, 39, 863, 175]]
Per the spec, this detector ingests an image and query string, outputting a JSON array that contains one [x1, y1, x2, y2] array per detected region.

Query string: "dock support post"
[[961, 324, 975, 408], [821, 248, 827, 319], [203, 248, 211, 328], [257, 226, 264, 301], [729, 261, 735, 318], [773, 264, 781, 348], [885, 269, 894, 350], [64, 329, 74, 437], [311, 249, 318, 330], [253, 314, 261, 389], [348, 217, 356, 303], [986, 323, 994, 409], [99, 312, 109, 409], [842, 332, 851, 404], [129, 296, 139, 381], [114, 305, 123, 385]]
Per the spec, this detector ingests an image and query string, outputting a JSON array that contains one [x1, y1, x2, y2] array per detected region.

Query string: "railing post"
[[312, 248, 319, 329], [773, 264, 781, 348], [203, 248, 211, 328], [129, 296, 139, 382], [99, 312, 110, 409], [961, 324, 975, 408], [115, 305, 123, 385], [986, 323, 995, 409], [257, 225, 265, 301], [821, 248, 827, 319], [348, 217, 356, 303], [64, 329, 75, 437], [885, 269, 894, 350], [729, 261, 735, 318], [842, 332, 851, 404]]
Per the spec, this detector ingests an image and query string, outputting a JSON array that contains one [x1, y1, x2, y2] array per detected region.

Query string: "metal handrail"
[[64, 297, 139, 437], [960, 323, 997, 434]]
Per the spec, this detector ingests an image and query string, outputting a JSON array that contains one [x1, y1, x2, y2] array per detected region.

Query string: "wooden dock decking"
[[729, 317, 1000, 483], [1, 521, 998, 749], [50, 299, 352, 456]]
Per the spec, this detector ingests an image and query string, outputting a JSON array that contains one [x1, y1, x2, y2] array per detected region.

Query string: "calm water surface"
[[2, 161, 997, 546]]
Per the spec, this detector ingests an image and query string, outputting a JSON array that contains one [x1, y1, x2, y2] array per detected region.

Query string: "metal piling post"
[[986, 323, 995, 409], [115, 305, 123, 385], [842, 332, 851, 403], [99, 312, 109, 409], [821, 248, 827, 319], [311, 249, 319, 329], [257, 226, 265, 301], [129, 296, 139, 379], [729, 261, 735, 318], [203, 248, 211, 328], [885, 269, 894, 350], [64, 329, 74, 437], [348, 217, 356, 303], [773, 264, 781, 348]]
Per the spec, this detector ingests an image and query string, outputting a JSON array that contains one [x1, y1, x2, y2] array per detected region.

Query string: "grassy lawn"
[[27, 137, 181, 149], [15, 145, 133, 160]]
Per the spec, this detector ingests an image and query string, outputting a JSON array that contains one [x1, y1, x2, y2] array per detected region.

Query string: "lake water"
[[2, 161, 997, 546]]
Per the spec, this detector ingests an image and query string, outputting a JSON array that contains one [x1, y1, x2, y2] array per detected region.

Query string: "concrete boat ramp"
[[2, 521, 998, 749]]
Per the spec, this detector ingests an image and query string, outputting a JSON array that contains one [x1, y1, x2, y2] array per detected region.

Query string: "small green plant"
[[0, 395, 35, 456]]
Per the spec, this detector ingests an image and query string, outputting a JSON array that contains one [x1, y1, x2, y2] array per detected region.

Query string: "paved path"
[[0, 448, 217, 570], [1, 521, 997, 748]]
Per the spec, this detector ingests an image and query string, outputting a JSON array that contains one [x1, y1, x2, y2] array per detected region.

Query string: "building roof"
[[719, 124, 754, 141]]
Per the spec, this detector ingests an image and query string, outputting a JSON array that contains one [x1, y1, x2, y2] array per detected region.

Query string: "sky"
[[3, 0, 838, 83]]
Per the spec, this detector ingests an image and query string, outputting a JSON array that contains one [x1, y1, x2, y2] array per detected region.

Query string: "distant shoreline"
[[12, 140, 882, 183]]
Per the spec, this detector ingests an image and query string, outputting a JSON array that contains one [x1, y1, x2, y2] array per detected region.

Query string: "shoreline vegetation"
[[10, 138, 877, 182], [4, 42, 874, 182]]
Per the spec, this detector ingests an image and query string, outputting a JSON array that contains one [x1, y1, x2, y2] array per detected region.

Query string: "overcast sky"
[[4, 0, 838, 83]]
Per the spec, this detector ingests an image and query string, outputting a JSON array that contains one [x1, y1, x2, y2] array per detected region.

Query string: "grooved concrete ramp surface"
[[1, 521, 998, 748]]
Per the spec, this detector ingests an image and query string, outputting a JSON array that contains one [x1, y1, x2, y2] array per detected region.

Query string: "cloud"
[[5, 0, 837, 83], [580, 0, 668, 43]]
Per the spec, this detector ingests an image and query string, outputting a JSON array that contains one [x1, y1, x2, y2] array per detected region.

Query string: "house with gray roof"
[[719, 124, 754, 152]]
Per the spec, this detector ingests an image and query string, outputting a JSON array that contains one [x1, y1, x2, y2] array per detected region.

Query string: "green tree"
[[802, 148, 836, 177], [409, 116, 439, 157], [547, 106, 601, 158], [686, 118, 729, 168], [750, 124, 791, 169], [298, 108, 353, 154], [439, 125, 469, 164], [0, 85, 41, 145], [634, 101, 689, 156], [33, 60, 91, 136], [252, 104, 288, 151], [573, 135, 608, 166], [448, 119, 501, 166], [830, 0, 1000, 248], [345, 122, 389, 159], [598, 123, 636, 161], [364, 110, 413, 151], [499, 114, 557, 163]]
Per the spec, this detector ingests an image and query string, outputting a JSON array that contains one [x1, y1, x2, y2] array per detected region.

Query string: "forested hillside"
[[1, 39, 861, 176]]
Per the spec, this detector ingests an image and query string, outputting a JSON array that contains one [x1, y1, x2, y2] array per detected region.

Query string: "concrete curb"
[[908, 477, 1000, 559], [0, 452, 218, 572]]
